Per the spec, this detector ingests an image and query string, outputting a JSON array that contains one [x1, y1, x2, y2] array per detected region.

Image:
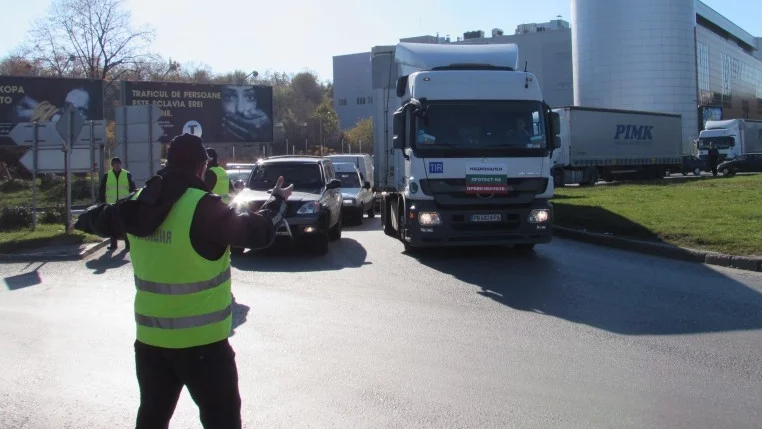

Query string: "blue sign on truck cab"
[[428, 161, 444, 174]]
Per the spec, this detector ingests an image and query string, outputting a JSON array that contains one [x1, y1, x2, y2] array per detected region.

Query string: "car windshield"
[[247, 163, 323, 191], [414, 100, 547, 150], [226, 170, 251, 183], [336, 172, 361, 188], [698, 136, 733, 150]]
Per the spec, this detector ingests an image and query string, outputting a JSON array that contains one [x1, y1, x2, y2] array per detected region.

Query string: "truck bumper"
[[401, 199, 553, 247]]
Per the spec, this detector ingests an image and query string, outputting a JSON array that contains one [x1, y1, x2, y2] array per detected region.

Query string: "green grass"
[[0, 224, 101, 254], [553, 175, 762, 256], [0, 179, 95, 209]]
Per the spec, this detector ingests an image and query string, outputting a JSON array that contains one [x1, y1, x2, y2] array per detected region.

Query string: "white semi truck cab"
[[697, 119, 762, 161], [372, 42, 561, 251]]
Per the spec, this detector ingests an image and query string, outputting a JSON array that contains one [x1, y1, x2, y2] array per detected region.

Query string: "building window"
[[368, 96, 373, 104], [697, 42, 711, 104], [356, 97, 366, 105], [337, 99, 347, 106]]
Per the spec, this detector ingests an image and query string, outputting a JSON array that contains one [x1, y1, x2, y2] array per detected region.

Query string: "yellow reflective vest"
[[208, 166, 230, 204], [105, 169, 130, 203], [127, 187, 232, 349]]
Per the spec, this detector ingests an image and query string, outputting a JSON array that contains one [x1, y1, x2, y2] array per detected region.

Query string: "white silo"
[[572, 0, 698, 154]]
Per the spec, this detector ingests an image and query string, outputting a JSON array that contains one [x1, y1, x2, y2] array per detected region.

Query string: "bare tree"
[[27, 0, 155, 82]]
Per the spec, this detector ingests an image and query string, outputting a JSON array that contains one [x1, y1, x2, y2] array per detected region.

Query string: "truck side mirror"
[[551, 111, 561, 137], [554, 135, 562, 149], [392, 109, 405, 150]]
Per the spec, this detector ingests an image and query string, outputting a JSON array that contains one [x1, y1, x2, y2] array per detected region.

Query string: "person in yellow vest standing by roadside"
[[81, 133, 293, 428], [204, 148, 233, 204], [98, 157, 136, 250]]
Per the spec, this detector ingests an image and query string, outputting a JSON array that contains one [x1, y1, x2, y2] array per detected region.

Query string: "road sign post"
[[32, 123, 39, 231], [56, 105, 86, 234]]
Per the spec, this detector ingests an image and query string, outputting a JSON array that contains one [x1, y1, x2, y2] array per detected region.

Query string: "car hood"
[[233, 188, 322, 205]]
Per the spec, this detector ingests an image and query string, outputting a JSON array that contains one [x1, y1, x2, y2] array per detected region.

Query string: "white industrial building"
[[332, 0, 762, 151]]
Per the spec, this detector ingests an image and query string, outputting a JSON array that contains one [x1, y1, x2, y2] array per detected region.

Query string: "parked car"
[[718, 153, 762, 177], [325, 154, 374, 189], [225, 163, 255, 195], [333, 162, 375, 224], [230, 156, 343, 255], [679, 155, 706, 176]]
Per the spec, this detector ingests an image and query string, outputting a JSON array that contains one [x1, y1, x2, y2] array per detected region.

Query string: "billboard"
[[0, 76, 104, 146], [122, 81, 274, 144]]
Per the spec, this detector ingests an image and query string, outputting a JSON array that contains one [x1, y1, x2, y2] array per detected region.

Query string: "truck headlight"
[[528, 209, 550, 223], [418, 212, 442, 226], [297, 201, 320, 215]]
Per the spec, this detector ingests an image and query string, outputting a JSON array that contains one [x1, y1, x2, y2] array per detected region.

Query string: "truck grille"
[[419, 178, 548, 208]]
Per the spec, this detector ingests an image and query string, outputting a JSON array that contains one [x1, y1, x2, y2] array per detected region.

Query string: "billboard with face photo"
[[0, 76, 104, 146], [122, 81, 274, 144]]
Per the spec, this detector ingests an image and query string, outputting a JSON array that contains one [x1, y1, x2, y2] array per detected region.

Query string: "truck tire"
[[382, 195, 396, 237], [553, 170, 565, 187]]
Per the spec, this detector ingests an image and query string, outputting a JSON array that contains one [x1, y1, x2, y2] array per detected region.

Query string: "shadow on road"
[[231, 294, 249, 336], [231, 237, 369, 273], [411, 244, 762, 336], [553, 204, 662, 242], [85, 248, 131, 274], [3, 262, 45, 291]]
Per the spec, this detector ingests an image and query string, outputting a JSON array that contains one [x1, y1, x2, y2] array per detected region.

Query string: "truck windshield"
[[414, 101, 547, 150], [697, 136, 734, 150]]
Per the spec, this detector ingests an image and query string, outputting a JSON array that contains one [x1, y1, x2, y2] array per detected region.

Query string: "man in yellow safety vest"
[[204, 147, 233, 204], [83, 133, 292, 428], [98, 157, 136, 250]]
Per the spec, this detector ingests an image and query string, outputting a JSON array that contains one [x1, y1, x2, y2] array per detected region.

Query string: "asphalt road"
[[1, 219, 761, 429]]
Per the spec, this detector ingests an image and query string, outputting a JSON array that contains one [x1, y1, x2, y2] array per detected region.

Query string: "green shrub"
[[0, 180, 31, 193], [0, 206, 33, 230], [41, 204, 66, 224]]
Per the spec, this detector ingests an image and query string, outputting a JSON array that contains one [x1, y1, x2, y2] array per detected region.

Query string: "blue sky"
[[2, 0, 758, 82]]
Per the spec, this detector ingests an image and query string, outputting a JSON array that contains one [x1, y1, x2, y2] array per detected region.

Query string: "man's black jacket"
[[77, 168, 286, 259]]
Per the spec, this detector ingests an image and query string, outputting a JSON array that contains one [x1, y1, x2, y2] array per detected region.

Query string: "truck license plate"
[[470, 214, 502, 222]]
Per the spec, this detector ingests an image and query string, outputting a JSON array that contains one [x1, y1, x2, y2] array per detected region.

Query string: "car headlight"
[[297, 201, 321, 215], [528, 209, 550, 223]]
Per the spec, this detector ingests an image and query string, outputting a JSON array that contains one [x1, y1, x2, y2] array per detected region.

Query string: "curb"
[[553, 227, 762, 273], [0, 238, 110, 262]]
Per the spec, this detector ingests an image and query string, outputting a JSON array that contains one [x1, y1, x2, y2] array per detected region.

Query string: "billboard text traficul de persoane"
[[121, 81, 274, 144], [0, 76, 104, 146]]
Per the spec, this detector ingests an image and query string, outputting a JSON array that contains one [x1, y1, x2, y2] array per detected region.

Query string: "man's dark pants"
[[134, 339, 242, 429]]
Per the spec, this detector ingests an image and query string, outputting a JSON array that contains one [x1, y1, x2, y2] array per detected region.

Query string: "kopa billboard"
[[0, 76, 104, 146]]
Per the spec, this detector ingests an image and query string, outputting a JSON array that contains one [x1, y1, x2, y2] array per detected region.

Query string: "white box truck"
[[372, 42, 561, 252], [551, 107, 684, 186], [697, 119, 762, 161]]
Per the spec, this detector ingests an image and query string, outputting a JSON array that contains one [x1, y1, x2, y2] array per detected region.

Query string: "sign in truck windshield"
[[465, 164, 508, 194]]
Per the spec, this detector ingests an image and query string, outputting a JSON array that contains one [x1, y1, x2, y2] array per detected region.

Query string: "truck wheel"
[[382, 196, 395, 236], [693, 168, 702, 176], [328, 213, 342, 241], [553, 170, 565, 187]]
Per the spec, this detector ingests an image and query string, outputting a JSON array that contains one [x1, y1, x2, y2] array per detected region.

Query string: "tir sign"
[[429, 162, 444, 174]]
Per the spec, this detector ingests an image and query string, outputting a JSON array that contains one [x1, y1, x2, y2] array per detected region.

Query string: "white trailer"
[[551, 106, 684, 185], [697, 119, 762, 161], [372, 42, 561, 251]]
